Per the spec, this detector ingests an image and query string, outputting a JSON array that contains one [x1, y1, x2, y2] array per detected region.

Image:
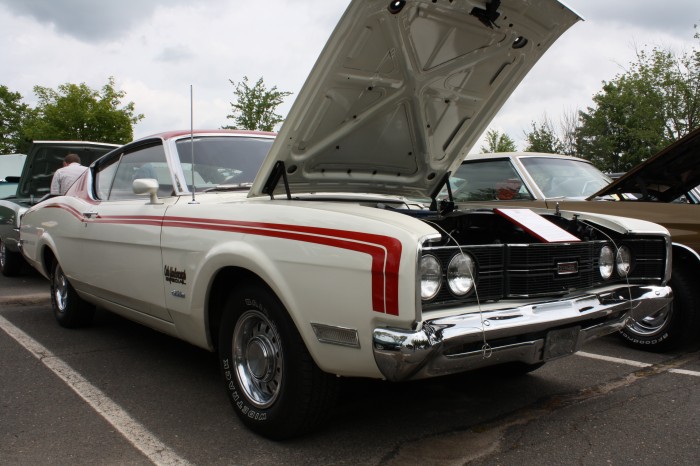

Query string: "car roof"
[[464, 152, 593, 163]]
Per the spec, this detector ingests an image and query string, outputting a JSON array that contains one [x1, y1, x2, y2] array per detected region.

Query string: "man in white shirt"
[[50, 153, 88, 195]]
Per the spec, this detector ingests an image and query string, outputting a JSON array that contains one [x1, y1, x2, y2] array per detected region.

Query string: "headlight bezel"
[[615, 245, 632, 277], [446, 252, 476, 296], [599, 245, 614, 280], [420, 254, 442, 300]]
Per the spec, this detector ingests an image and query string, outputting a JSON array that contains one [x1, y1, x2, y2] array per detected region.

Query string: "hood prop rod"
[[429, 171, 454, 215], [262, 160, 292, 200]]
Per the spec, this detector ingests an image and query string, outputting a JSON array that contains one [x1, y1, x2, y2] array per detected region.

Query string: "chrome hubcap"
[[233, 310, 283, 408], [627, 304, 672, 336], [53, 266, 69, 312], [0, 241, 6, 268]]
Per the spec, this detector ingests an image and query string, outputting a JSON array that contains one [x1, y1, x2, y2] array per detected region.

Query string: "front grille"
[[624, 237, 667, 279], [422, 236, 667, 309], [507, 242, 600, 296]]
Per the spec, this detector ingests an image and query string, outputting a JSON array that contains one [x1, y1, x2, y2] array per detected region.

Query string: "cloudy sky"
[[1, 0, 697, 151]]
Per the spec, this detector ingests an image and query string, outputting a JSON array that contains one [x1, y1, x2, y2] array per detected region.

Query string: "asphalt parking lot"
[[1, 270, 699, 465]]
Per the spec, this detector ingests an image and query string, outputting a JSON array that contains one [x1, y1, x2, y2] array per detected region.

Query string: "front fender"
[[167, 240, 305, 350], [162, 209, 427, 378]]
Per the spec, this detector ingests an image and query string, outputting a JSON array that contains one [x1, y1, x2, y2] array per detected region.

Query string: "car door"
[[77, 142, 177, 323]]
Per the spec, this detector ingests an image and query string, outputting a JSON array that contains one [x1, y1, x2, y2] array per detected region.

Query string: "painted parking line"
[[577, 351, 700, 377], [668, 368, 700, 377], [0, 315, 191, 466]]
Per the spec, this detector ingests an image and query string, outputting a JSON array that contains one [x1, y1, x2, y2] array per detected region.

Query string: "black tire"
[[51, 262, 95, 328], [218, 282, 339, 439], [619, 266, 698, 352], [0, 238, 23, 277]]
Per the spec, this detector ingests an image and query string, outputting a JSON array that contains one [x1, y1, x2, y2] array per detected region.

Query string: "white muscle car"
[[20, 0, 673, 439]]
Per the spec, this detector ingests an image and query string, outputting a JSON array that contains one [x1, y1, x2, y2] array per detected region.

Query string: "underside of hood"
[[591, 127, 700, 202], [251, 0, 580, 199]]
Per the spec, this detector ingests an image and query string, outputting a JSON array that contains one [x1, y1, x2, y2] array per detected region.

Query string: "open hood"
[[250, 0, 580, 199], [591, 127, 700, 202]]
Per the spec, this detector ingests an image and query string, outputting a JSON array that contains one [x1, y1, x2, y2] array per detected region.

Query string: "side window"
[[451, 160, 533, 202], [95, 155, 121, 199], [109, 144, 170, 200]]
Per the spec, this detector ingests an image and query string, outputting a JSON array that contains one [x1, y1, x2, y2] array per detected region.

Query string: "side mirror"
[[133, 178, 161, 204]]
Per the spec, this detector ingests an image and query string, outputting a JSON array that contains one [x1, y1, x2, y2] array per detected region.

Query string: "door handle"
[[83, 211, 98, 219]]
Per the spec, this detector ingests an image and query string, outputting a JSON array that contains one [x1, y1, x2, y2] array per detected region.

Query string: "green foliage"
[[23, 77, 143, 146], [523, 119, 564, 154], [480, 129, 517, 153], [575, 28, 700, 172], [0, 85, 34, 153], [223, 76, 292, 132], [523, 26, 699, 172], [576, 75, 666, 172]]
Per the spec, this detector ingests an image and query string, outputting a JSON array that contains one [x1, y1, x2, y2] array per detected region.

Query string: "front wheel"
[[51, 262, 95, 328], [218, 282, 339, 439], [0, 239, 23, 277], [619, 266, 698, 352]]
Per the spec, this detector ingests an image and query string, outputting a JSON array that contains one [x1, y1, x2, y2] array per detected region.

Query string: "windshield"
[[448, 159, 534, 202], [520, 157, 611, 198], [175, 136, 274, 192]]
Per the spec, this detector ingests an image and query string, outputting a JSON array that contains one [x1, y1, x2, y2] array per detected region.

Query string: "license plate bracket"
[[543, 326, 581, 360]]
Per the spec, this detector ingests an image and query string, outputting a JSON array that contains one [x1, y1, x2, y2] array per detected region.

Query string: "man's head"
[[64, 153, 81, 166]]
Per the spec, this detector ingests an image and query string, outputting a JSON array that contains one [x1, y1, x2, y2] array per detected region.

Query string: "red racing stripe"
[[42, 205, 403, 315]]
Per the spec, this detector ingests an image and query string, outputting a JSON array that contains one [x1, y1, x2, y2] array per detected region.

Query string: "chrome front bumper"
[[372, 285, 672, 381]]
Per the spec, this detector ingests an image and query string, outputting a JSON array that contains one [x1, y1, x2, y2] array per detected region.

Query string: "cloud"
[[0, 0, 696, 149], [571, 0, 699, 39], [0, 0, 200, 41], [155, 46, 195, 63]]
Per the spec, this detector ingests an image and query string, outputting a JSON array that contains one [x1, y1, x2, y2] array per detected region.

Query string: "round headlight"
[[420, 255, 442, 300], [616, 245, 632, 277], [599, 245, 614, 279], [447, 253, 476, 296]]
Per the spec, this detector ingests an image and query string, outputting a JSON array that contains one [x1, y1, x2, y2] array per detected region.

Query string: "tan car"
[[448, 127, 700, 351]]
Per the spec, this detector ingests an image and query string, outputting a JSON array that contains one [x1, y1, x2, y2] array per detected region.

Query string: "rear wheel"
[[218, 282, 339, 439], [51, 262, 95, 328], [620, 266, 698, 352], [0, 239, 23, 277]]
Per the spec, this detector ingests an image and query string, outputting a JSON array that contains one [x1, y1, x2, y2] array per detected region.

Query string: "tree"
[[223, 76, 292, 131], [480, 129, 517, 153], [0, 85, 33, 153], [575, 27, 700, 171], [576, 72, 667, 172], [23, 77, 143, 145], [523, 117, 564, 153], [558, 107, 580, 156]]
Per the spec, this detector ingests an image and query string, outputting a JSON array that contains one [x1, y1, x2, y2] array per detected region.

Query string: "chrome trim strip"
[[664, 236, 673, 285], [372, 284, 672, 381], [417, 233, 441, 323], [311, 323, 360, 348]]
